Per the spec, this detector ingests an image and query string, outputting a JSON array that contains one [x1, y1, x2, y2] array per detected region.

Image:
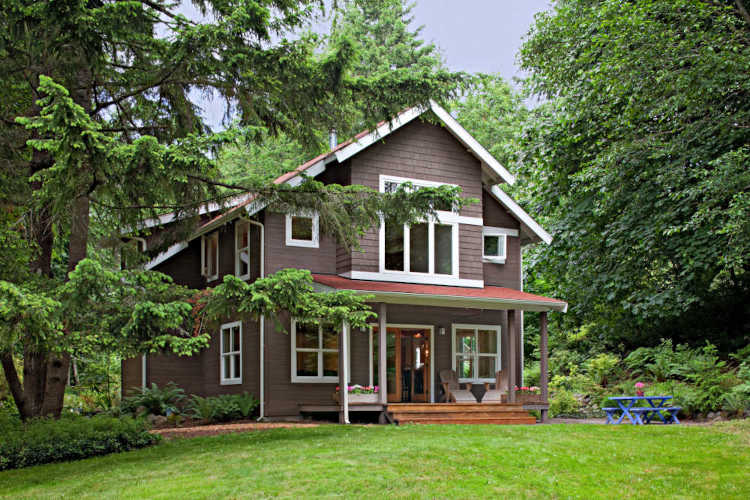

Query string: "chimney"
[[329, 129, 337, 151]]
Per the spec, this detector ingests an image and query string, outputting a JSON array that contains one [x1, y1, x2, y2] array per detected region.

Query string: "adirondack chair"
[[439, 369, 478, 402], [481, 370, 508, 403]]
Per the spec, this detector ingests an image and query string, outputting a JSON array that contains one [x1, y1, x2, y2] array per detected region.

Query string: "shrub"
[[524, 362, 540, 387], [188, 392, 259, 423], [585, 353, 620, 386], [122, 382, 185, 416], [549, 389, 581, 417], [0, 414, 159, 471]]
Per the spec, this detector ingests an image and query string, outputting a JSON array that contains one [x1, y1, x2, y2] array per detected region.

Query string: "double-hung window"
[[235, 221, 251, 280], [285, 213, 319, 248], [380, 175, 459, 279], [201, 232, 219, 282], [452, 324, 501, 383], [220, 321, 242, 385], [291, 320, 339, 382]]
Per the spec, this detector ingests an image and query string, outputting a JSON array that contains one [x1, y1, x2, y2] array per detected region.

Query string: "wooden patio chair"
[[439, 369, 478, 402], [481, 370, 508, 403]]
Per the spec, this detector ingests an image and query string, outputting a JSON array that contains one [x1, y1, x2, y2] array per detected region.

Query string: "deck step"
[[395, 417, 538, 425], [387, 403, 538, 425]]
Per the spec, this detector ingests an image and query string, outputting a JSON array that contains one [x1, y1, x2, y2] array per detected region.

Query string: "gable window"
[[285, 213, 319, 248], [381, 175, 459, 278], [235, 221, 251, 280], [482, 227, 515, 264], [291, 320, 339, 382], [452, 324, 501, 383], [220, 321, 242, 385], [201, 232, 219, 282]]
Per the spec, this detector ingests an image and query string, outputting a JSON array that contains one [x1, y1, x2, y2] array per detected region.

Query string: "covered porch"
[[310, 275, 567, 424]]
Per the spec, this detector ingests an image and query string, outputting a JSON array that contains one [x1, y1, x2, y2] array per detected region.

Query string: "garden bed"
[[150, 420, 320, 439]]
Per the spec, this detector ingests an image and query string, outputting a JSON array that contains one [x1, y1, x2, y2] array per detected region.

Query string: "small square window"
[[482, 231, 507, 263], [286, 214, 319, 248]]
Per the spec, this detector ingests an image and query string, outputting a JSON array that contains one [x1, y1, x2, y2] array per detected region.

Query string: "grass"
[[1, 421, 749, 499]]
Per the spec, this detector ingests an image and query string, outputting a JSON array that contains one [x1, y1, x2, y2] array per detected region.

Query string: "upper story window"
[[220, 321, 242, 385], [235, 221, 251, 280], [380, 175, 458, 279], [291, 320, 339, 383], [452, 324, 501, 383], [482, 227, 517, 265], [201, 232, 219, 282], [285, 213, 319, 248]]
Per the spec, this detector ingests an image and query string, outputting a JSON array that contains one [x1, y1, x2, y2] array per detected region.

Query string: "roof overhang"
[[488, 186, 552, 245]]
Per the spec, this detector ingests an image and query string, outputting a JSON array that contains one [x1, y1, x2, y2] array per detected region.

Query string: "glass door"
[[372, 326, 431, 402]]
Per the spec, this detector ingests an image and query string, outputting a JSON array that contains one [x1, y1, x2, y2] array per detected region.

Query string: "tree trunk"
[[1, 353, 28, 419]]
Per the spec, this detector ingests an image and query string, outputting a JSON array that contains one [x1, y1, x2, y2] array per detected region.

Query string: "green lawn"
[[1, 421, 749, 499]]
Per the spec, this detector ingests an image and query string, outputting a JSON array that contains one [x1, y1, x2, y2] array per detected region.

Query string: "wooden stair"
[[387, 403, 537, 425]]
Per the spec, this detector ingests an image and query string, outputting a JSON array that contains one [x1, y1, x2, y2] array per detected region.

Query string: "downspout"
[[240, 216, 265, 421]]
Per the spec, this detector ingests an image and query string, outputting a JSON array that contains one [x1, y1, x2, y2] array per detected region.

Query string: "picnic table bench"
[[603, 396, 681, 425]]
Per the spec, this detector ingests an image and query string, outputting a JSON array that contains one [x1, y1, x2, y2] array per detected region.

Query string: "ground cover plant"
[[0, 413, 158, 471], [0, 423, 748, 498]]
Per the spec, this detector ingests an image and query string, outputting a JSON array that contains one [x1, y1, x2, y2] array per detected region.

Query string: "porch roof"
[[311, 274, 567, 313]]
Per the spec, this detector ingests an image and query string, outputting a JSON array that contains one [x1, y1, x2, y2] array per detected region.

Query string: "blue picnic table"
[[603, 396, 681, 425]]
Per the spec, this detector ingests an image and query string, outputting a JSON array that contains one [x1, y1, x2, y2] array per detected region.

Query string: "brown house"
[[123, 102, 566, 424]]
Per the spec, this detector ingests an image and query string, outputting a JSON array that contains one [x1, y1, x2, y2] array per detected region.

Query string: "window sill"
[[286, 239, 319, 248], [220, 379, 242, 386], [482, 256, 506, 265], [206, 275, 219, 283]]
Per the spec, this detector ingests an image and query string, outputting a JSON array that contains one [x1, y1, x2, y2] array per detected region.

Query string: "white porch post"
[[507, 310, 517, 403], [378, 303, 387, 405], [341, 321, 350, 424]]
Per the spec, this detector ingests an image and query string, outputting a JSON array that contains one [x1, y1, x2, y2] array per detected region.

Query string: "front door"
[[384, 327, 431, 403]]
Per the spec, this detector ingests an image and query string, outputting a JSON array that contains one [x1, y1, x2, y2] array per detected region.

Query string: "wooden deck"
[[387, 403, 538, 425]]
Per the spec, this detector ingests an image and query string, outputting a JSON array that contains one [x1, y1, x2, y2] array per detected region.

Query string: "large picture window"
[[452, 324, 501, 383], [220, 321, 242, 385], [291, 320, 339, 382], [201, 232, 219, 282]]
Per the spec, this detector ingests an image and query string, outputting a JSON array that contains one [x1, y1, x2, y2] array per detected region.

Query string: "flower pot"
[[516, 393, 544, 404], [332, 391, 378, 404]]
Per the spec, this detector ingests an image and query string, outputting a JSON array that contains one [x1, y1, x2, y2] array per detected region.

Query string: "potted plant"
[[333, 385, 379, 404], [514, 386, 543, 403], [635, 382, 645, 397]]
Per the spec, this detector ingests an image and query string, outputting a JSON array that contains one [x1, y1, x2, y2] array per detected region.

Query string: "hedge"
[[0, 413, 159, 470]]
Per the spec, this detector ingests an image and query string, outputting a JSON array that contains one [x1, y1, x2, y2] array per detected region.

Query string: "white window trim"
[[285, 213, 319, 248], [201, 232, 219, 282], [451, 324, 502, 384], [483, 227, 516, 264], [235, 220, 251, 281], [220, 321, 242, 385], [291, 319, 341, 383]]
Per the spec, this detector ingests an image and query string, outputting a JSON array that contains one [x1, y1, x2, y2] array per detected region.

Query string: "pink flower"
[[635, 382, 645, 389], [336, 386, 340, 391]]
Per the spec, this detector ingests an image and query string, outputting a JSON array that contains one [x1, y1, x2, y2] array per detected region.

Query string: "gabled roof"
[[144, 100, 551, 270], [312, 274, 567, 313]]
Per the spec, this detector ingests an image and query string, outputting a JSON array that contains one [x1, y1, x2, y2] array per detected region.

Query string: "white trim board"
[[343, 271, 483, 289], [488, 186, 552, 245], [144, 241, 188, 270]]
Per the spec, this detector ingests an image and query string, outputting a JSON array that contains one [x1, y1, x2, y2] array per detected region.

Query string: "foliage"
[[121, 383, 186, 417], [584, 353, 620, 387], [518, 0, 750, 351], [188, 393, 259, 423], [549, 389, 580, 417], [0, 414, 158, 471]]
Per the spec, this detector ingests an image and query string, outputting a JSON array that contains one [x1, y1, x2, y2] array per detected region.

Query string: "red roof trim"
[[311, 274, 566, 307]]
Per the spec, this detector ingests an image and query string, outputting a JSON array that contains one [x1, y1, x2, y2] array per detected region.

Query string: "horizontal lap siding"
[[121, 357, 142, 398], [459, 225, 483, 281], [264, 212, 337, 275], [483, 190, 521, 229], [348, 120, 484, 277], [483, 236, 522, 289]]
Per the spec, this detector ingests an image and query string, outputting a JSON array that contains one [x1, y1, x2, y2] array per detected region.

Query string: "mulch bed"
[[150, 420, 320, 439]]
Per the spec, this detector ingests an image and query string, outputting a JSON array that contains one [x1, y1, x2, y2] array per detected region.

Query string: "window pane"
[[322, 325, 338, 349], [232, 326, 241, 352], [296, 351, 318, 377], [456, 329, 475, 355], [478, 330, 497, 354], [385, 219, 404, 271], [233, 354, 241, 379], [208, 235, 218, 276], [223, 356, 231, 379], [484, 235, 499, 256], [322, 352, 339, 377], [239, 225, 249, 248], [239, 249, 250, 276], [384, 181, 400, 193], [457, 356, 473, 379], [409, 223, 429, 273], [222, 329, 230, 354], [478, 356, 496, 379], [372, 332, 379, 386], [434, 224, 452, 275], [291, 216, 313, 241], [296, 323, 319, 348]]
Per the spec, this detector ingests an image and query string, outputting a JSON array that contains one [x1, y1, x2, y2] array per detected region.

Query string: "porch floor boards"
[[388, 403, 537, 425]]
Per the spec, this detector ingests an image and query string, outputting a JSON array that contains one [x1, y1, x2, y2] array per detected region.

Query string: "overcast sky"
[[198, 1, 552, 128]]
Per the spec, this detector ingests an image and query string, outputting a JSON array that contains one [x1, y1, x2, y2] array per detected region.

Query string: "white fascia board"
[[139, 193, 254, 230], [428, 100, 515, 186], [144, 241, 188, 270], [286, 160, 327, 187], [334, 105, 427, 163], [489, 186, 552, 245]]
